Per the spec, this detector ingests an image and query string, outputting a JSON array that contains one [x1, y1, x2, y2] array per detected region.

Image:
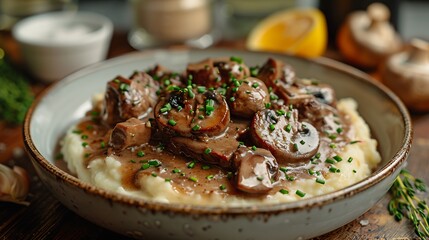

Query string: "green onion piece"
[[130, 159, 136, 163], [293, 143, 299, 151], [315, 152, 321, 159], [86, 125, 93, 130], [192, 124, 201, 131], [286, 175, 295, 181], [189, 176, 198, 182], [251, 145, 257, 151], [82, 142, 88, 147], [269, 124, 275, 132], [276, 109, 285, 116], [353, 170, 357, 173], [265, 102, 271, 109], [84, 153, 91, 158], [197, 86, 206, 93], [279, 189, 289, 194], [270, 93, 279, 101], [165, 178, 172, 182], [328, 134, 337, 140], [285, 124, 292, 133], [172, 168, 181, 173], [325, 158, 336, 164], [250, 66, 259, 77], [206, 175, 214, 180], [230, 56, 243, 64], [336, 127, 343, 134], [232, 87, 239, 93], [72, 129, 82, 134], [329, 167, 340, 173], [100, 141, 106, 149], [151, 172, 157, 177], [285, 111, 291, 119], [219, 184, 226, 190], [289, 104, 293, 111], [204, 148, 212, 154], [141, 163, 150, 170], [256, 176, 263, 181], [347, 157, 353, 163], [164, 79, 171, 86], [329, 143, 337, 149], [349, 140, 361, 144], [137, 151, 145, 157], [296, 190, 306, 197], [81, 135, 88, 140], [308, 169, 315, 175], [202, 165, 210, 170], [229, 97, 236, 102], [148, 159, 161, 167], [187, 161, 196, 168], [252, 83, 259, 88], [119, 83, 130, 92], [316, 178, 326, 184], [280, 167, 288, 173], [168, 119, 177, 126], [300, 140, 305, 145], [333, 155, 343, 162]]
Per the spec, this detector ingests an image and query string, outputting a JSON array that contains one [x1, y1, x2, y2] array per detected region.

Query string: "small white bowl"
[[13, 11, 113, 82]]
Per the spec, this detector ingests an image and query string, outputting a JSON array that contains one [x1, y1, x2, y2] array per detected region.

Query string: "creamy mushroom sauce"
[[57, 57, 380, 202]]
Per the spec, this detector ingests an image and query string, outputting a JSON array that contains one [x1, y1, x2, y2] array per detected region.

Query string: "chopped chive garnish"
[[286, 175, 295, 181], [252, 83, 259, 88], [329, 143, 337, 149], [325, 158, 336, 164], [329, 167, 340, 173], [137, 151, 145, 157], [270, 93, 279, 101], [189, 176, 198, 182], [300, 140, 305, 145], [265, 102, 271, 108], [251, 145, 257, 151], [204, 148, 212, 154], [280, 167, 288, 173], [348, 157, 353, 163], [285, 124, 292, 133], [308, 169, 315, 175], [296, 190, 306, 197], [285, 111, 291, 119], [141, 163, 150, 170], [250, 66, 259, 77], [164, 79, 171, 86], [230, 56, 243, 64], [100, 141, 106, 149], [353, 170, 357, 173], [328, 134, 337, 140], [72, 129, 82, 134], [229, 97, 236, 102], [289, 104, 293, 111], [316, 178, 326, 184], [84, 153, 91, 158], [293, 143, 299, 151], [192, 124, 201, 131], [279, 189, 289, 194], [219, 184, 226, 190], [151, 172, 157, 177], [165, 178, 171, 182], [206, 175, 214, 180], [86, 125, 93, 130], [148, 159, 161, 166], [336, 128, 343, 134], [119, 83, 129, 92], [227, 172, 233, 179], [333, 155, 343, 162], [187, 161, 196, 168], [202, 165, 210, 170], [276, 109, 285, 116], [113, 79, 120, 83], [315, 152, 321, 159], [232, 87, 239, 93], [82, 142, 88, 147], [197, 86, 206, 93], [349, 140, 361, 144], [168, 119, 177, 126], [172, 168, 181, 173], [256, 176, 264, 181], [198, 115, 204, 119], [269, 124, 275, 132], [130, 159, 136, 163]]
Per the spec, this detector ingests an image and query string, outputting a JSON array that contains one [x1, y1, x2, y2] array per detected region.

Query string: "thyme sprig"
[[388, 169, 429, 239]]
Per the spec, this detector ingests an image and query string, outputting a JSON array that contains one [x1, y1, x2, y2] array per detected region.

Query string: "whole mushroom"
[[381, 39, 429, 111]]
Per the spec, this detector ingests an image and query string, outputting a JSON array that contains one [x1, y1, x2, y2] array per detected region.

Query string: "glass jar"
[[128, 0, 216, 49]]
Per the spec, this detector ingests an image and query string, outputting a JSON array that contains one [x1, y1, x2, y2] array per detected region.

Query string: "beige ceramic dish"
[[23, 49, 412, 239]]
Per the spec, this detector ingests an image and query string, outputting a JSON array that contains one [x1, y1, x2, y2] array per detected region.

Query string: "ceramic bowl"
[[23, 49, 412, 239], [13, 11, 113, 82]]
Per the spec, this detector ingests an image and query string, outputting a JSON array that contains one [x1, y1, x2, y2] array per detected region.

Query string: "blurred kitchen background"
[[1, 0, 428, 42]]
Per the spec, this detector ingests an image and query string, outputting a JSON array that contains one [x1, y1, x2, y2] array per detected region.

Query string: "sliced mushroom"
[[227, 77, 270, 118], [277, 81, 336, 106], [146, 64, 184, 95], [186, 57, 250, 88], [103, 73, 158, 126], [257, 58, 296, 91], [232, 146, 279, 194], [109, 118, 151, 151], [154, 88, 230, 138], [250, 107, 319, 163]]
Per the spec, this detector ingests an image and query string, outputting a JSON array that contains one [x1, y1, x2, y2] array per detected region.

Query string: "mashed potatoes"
[[61, 98, 381, 206]]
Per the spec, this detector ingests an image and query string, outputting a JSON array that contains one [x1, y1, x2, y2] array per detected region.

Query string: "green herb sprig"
[[388, 169, 429, 239]]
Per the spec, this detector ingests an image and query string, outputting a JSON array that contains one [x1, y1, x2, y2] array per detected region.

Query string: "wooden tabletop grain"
[[1, 30, 427, 240]]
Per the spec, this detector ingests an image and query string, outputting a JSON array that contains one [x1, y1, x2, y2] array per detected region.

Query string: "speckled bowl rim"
[[23, 49, 412, 216]]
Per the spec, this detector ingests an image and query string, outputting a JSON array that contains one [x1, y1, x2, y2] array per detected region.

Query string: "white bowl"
[[13, 11, 113, 82], [24, 49, 412, 239]]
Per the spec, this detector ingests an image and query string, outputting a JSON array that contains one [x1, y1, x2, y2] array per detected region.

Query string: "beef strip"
[[109, 118, 151, 151]]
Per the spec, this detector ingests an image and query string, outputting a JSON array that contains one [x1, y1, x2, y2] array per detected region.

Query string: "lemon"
[[246, 8, 327, 58]]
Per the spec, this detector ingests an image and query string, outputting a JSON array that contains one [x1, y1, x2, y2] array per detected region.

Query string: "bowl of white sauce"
[[13, 11, 113, 82]]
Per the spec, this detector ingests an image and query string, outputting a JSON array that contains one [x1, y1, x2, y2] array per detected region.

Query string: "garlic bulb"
[[0, 163, 30, 205]]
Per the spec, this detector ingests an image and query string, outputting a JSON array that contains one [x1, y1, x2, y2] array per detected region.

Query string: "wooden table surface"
[[1, 30, 428, 240]]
